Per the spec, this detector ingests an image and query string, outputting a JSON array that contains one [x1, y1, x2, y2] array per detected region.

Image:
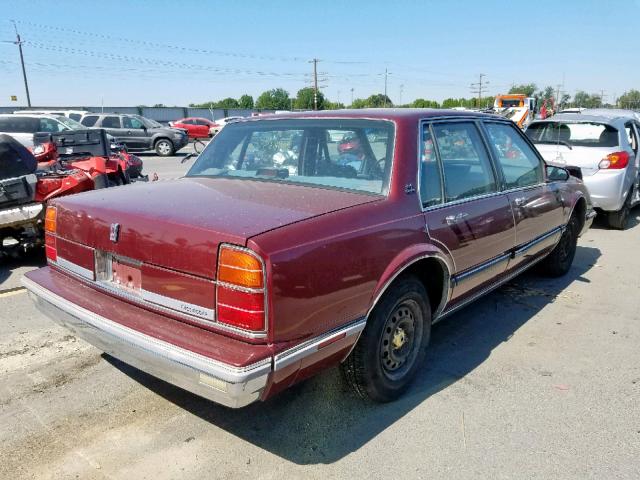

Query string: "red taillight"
[[216, 245, 266, 333], [45, 233, 57, 262], [599, 151, 629, 170]]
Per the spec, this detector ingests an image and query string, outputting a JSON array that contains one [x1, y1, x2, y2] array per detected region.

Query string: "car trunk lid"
[[53, 177, 380, 279], [534, 144, 620, 176]]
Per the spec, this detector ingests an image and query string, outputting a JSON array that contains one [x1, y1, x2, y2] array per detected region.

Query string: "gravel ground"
[[1, 153, 638, 479]]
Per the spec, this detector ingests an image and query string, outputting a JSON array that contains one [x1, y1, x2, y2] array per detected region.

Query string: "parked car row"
[[24, 109, 599, 409]]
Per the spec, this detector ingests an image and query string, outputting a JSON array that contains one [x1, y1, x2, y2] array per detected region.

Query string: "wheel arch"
[[367, 247, 453, 323]]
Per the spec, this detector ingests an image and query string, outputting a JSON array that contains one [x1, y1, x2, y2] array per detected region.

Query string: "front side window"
[[485, 122, 543, 188], [187, 119, 394, 195], [432, 122, 496, 201], [101, 116, 121, 128], [38, 118, 67, 133], [123, 116, 145, 129]]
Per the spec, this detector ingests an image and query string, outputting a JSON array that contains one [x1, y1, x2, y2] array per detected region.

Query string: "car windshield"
[[54, 116, 85, 130], [187, 118, 394, 195], [499, 99, 522, 108], [140, 116, 163, 128], [526, 121, 619, 148]]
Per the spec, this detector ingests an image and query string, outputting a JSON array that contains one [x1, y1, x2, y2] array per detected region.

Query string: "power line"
[[470, 73, 488, 109]]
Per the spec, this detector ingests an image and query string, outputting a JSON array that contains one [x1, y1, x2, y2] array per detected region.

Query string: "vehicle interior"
[[188, 120, 394, 195]]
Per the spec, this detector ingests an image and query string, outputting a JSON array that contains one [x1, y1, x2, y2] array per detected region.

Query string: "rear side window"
[[526, 122, 619, 147], [432, 122, 497, 202], [101, 116, 121, 128], [81, 115, 99, 127], [0, 116, 38, 133], [625, 123, 638, 154], [485, 123, 543, 189], [419, 125, 443, 207]]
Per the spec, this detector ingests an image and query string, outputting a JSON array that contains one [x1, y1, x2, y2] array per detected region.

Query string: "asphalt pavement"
[[1, 150, 638, 479]]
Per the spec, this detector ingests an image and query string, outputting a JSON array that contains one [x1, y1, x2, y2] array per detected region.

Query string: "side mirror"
[[546, 165, 570, 182]]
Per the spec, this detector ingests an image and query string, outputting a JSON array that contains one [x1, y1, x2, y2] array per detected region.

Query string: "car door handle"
[[445, 212, 469, 225], [514, 196, 527, 207]]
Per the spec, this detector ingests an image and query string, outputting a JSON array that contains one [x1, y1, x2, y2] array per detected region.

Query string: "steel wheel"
[[379, 299, 422, 381]]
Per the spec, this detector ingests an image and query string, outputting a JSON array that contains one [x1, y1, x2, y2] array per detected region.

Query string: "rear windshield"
[[187, 119, 394, 195], [526, 122, 619, 147]]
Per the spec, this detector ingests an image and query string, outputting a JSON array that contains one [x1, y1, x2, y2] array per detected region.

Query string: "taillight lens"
[[599, 151, 629, 170], [216, 245, 266, 332], [44, 206, 57, 233], [44, 206, 57, 262]]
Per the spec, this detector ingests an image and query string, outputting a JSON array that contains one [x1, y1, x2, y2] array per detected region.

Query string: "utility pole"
[[599, 89, 607, 107], [309, 58, 319, 110], [350, 87, 354, 107], [470, 74, 488, 109], [383, 68, 391, 107], [3, 21, 31, 107], [399, 84, 404, 106]]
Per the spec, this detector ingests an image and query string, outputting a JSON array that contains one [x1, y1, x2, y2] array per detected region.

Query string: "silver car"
[[526, 111, 640, 229]]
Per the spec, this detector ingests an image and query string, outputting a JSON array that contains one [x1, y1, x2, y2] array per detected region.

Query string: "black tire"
[[341, 275, 431, 402], [107, 174, 124, 187], [606, 193, 631, 230], [154, 138, 174, 157], [539, 214, 579, 277]]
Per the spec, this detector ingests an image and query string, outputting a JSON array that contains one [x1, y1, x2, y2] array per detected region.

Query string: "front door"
[[421, 121, 516, 299], [482, 121, 564, 268], [122, 116, 149, 149]]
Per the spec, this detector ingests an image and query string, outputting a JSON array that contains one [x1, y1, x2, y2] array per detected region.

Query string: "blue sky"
[[0, 0, 637, 107]]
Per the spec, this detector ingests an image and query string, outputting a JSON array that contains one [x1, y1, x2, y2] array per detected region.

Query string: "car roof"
[[0, 113, 63, 120], [238, 108, 504, 123]]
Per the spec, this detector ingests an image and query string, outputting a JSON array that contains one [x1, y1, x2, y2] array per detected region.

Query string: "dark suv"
[[80, 114, 188, 156]]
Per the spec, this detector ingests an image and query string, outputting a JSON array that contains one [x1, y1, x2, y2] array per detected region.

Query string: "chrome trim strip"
[[141, 288, 215, 321], [452, 253, 511, 286], [217, 280, 263, 294], [56, 256, 94, 280], [437, 254, 547, 321], [22, 276, 271, 408], [274, 319, 366, 371], [513, 226, 563, 257]]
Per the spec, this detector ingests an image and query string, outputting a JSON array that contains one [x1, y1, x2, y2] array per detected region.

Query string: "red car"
[[169, 117, 219, 139], [24, 110, 595, 408]]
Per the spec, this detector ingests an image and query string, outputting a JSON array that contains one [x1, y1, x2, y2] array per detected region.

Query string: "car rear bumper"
[[583, 169, 629, 212], [22, 272, 271, 408], [0, 202, 43, 228]]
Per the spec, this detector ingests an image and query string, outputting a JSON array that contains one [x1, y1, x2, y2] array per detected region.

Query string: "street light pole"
[[12, 21, 31, 107], [383, 68, 391, 107]]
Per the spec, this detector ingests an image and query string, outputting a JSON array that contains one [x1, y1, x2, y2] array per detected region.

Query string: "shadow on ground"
[[107, 245, 600, 465], [0, 249, 46, 286], [590, 205, 640, 230]]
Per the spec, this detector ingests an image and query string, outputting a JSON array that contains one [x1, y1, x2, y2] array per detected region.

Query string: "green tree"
[[238, 94, 254, 109], [324, 101, 345, 110], [508, 83, 537, 97], [255, 88, 291, 110], [411, 98, 440, 108], [215, 97, 240, 108], [618, 90, 640, 109], [294, 87, 325, 110], [351, 98, 367, 109], [572, 91, 601, 108], [365, 93, 393, 107]]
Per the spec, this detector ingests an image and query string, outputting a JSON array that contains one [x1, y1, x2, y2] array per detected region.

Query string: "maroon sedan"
[[169, 117, 218, 139], [24, 110, 595, 407]]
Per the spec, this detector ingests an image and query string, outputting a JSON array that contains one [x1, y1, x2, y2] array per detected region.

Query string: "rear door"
[[421, 120, 515, 299], [98, 115, 127, 144], [192, 119, 211, 138], [483, 121, 564, 268]]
